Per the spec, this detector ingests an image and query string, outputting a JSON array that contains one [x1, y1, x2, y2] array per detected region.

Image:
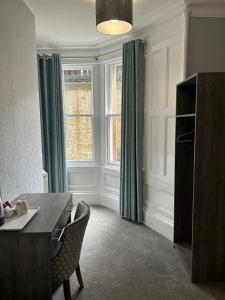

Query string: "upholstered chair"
[[51, 201, 90, 300]]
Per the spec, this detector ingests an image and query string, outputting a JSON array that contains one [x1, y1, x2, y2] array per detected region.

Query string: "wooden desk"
[[0, 193, 73, 300]]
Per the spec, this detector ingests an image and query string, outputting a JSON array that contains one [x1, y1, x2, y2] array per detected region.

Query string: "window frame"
[[62, 64, 96, 167], [105, 59, 122, 168]]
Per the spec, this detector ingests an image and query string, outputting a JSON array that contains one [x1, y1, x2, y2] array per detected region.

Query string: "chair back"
[[51, 201, 90, 284]]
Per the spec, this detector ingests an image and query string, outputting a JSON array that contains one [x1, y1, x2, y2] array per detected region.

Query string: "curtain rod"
[[62, 39, 145, 60], [39, 39, 145, 61], [62, 48, 122, 60]]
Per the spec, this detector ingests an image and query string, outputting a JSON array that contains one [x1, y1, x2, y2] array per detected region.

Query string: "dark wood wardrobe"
[[174, 73, 225, 282]]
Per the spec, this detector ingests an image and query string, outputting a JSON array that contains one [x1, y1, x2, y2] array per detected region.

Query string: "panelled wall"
[[143, 15, 185, 240], [67, 166, 101, 205], [100, 166, 120, 211]]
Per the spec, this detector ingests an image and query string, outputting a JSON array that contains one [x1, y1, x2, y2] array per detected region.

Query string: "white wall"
[[143, 15, 185, 241], [0, 0, 43, 199]]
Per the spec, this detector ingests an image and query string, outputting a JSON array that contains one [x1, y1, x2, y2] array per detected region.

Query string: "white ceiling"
[[23, 0, 225, 49], [23, 0, 174, 48]]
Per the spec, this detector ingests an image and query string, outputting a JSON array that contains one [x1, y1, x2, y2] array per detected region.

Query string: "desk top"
[[2, 193, 73, 234]]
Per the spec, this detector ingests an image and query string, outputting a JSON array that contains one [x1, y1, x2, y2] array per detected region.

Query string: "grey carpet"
[[54, 206, 225, 300]]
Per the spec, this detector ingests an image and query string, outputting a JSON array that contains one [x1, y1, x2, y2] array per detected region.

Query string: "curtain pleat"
[[38, 54, 67, 192], [120, 40, 145, 223]]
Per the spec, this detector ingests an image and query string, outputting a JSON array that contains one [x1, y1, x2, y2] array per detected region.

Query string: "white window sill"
[[66, 161, 98, 169], [103, 163, 120, 172]]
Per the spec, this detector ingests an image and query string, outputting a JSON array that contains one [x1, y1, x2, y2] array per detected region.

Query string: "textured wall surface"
[[0, 0, 43, 199]]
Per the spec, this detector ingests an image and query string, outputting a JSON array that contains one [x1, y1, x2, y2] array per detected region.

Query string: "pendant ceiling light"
[[96, 0, 133, 35]]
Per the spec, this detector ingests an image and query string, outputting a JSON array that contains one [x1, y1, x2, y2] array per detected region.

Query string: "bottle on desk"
[[0, 190, 4, 226]]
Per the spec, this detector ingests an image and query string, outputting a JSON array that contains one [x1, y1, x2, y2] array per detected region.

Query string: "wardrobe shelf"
[[176, 114, 196, 118]]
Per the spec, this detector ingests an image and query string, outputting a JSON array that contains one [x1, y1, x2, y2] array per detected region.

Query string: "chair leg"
[[76, 263, 84, 289], [63, 279, 72, 300]]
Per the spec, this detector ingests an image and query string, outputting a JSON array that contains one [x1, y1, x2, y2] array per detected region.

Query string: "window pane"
[[65, 116, 93, 161], [111, 65, 122, 114], [110, 116, 121, 162], [64, 69, 93, 115]]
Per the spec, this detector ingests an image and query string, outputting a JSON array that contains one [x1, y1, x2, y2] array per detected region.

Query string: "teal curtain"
[[120, 40, 145, 223], [38, 54, 67, 192]]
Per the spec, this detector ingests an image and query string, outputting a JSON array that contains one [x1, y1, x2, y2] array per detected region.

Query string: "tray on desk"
[[0, 207, 40, 231]]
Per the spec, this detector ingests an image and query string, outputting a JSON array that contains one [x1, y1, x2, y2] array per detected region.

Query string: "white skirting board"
[[100, 193, 119, 212], [72, 192, 100, 206], [100, 195, 173, 241], [71, 192, 173, 241], [143, 206, 174, 241], [71, 192, 119, 212]]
